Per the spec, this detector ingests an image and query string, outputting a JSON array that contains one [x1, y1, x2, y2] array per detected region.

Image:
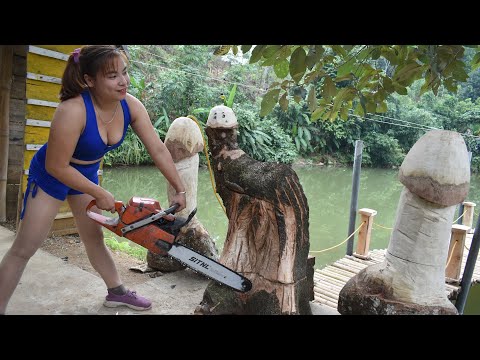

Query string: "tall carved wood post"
[[0, 46, 13, 222], [147, 117, 219, 272], [195, 105, 311, 315], [339, 130, 470, 315]]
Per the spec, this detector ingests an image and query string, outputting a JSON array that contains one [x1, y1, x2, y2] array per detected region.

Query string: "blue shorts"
[[20, 145, 100, 219]]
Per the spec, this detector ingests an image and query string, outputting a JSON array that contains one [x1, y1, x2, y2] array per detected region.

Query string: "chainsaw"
[[86, 197, 252, 293]]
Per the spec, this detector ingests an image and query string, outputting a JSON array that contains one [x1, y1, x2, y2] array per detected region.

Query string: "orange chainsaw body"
[[87, 197, 177, 256]]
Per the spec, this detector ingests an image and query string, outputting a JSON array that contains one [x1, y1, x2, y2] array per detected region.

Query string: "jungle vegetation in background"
[[105, 45, 480, 171]]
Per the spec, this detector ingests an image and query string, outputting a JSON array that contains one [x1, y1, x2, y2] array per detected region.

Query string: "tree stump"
[[195, 105, 311, 315]]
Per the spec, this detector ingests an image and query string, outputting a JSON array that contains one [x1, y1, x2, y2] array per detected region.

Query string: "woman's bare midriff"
[[70, 157, 103, 165]]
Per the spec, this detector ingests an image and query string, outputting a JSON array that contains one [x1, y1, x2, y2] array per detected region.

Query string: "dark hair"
[[59, 45, 129, 101]]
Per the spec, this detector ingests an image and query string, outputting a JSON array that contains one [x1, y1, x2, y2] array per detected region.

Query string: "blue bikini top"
[[71, 90, 131, 161]]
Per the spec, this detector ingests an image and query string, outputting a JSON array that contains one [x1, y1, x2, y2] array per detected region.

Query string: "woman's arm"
[[128, 95, 187, 212], [45, 99, 115, 211]]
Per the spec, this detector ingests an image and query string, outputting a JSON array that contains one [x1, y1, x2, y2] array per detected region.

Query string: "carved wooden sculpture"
[[195, 106, 311, 314], [147, 117, 219, 272], [338, 130, 470, 315]]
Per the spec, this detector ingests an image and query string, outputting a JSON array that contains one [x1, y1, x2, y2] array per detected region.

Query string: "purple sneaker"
[[104, 290, 152, 311]]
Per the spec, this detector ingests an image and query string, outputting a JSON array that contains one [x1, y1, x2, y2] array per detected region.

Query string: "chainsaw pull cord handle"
[[86, 199, 125, 214], [86, 199, 125, 226]]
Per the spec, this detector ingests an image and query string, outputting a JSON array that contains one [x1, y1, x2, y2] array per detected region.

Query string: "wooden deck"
[[313, 233, 480, 310]]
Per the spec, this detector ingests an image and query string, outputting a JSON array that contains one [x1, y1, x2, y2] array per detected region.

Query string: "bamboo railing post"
[[462, 201, 476, 233], [0, 46, 14, 222], [445, 224, 469, 282], [354, 208, 377, 260]]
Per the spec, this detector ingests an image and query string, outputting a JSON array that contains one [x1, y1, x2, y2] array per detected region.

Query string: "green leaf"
[[392, 82, 408, 95], [322, 76, 336, 99], [382, 76, 394, 92], [337, 57, 355, 77], [241, 45, 252, 53], [274, 59, 290, 78], [380, 47, 398, 65], [261, 57, 277, 66], [303, 127, 312, 141], [393, 62, 423, 84], [232, 45, 238, 56], [377, 101, 388, 113], [214, 45, 231, 56], [305, 45, 324, 69], [263, 45, 281, 58], [300, 137, 308, 151], [260, 89, 281, 117], [307, 86, 317, 112], [354, 102, 365, 116], [278, 46, 292, 60], [340, 106, 349, 120], [226, 84, 237, 108], [331, 45, 347, 58], [250, 45, 266, 64], [289, 47, 307, 83], [311, 107, 323, 122], [294, 95, 302, 103], [279, 92, 289, 111], [366, 101, 376, 113]]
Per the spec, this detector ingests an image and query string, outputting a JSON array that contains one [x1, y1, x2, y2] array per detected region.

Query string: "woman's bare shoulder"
[[53, 95, 86, 126], [125, 93, 147, 120]]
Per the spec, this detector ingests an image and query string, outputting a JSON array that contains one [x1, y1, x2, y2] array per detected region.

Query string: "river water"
[[102, 165, 480, 314]]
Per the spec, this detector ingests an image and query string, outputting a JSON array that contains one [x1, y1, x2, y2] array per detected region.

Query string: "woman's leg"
[[67, 193, 152, 311], [67, 193, 122, 289], [0, 188, 62, 314]]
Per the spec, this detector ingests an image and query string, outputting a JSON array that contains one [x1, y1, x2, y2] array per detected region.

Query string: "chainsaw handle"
[[165, 203, 180, 215], [86, 199, 125, 214]]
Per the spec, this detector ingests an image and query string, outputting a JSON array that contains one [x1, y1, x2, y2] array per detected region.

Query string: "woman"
[[0, 45, 186, 314]]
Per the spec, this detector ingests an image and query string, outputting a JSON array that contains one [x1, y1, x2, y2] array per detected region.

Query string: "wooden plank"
[[314, 288, 339, 301], [27, 72, 62, 84], [314, 273, 345, 286], [37, 45, 81, 55], [26, 144, 43, 151], [27, 99, 59, 108], [344, 254, 378, 265], [314, 279, 343, 292], [337, 258, 369, 271], [27, 53, 67, 79], [314, 272, 346, 287], [318, 268, 351, 282], [324, 265, 356, 279], [25, 126, 50, 144], [313, 296, 337, 309], [26, 79, 61, 103], [330, 262, 361, 275], [29, 46, 69, 61], [26, 119, 51, 128], [314, 283, 341, 295], [26, 103, 56, 121]]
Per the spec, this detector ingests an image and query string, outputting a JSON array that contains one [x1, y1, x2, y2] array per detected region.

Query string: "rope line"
[[310, 221, 365, 254], [446, 240, 458, 269], [452, 210, 467, 224], [187, 115, 227, 215], [373, 222, 393, 230]]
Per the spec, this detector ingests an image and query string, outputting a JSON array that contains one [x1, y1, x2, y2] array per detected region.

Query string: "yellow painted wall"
[[22, 45, 103, 235]]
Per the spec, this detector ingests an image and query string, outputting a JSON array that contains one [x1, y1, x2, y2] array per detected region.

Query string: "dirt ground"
[[1, 221, 152, 287]]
